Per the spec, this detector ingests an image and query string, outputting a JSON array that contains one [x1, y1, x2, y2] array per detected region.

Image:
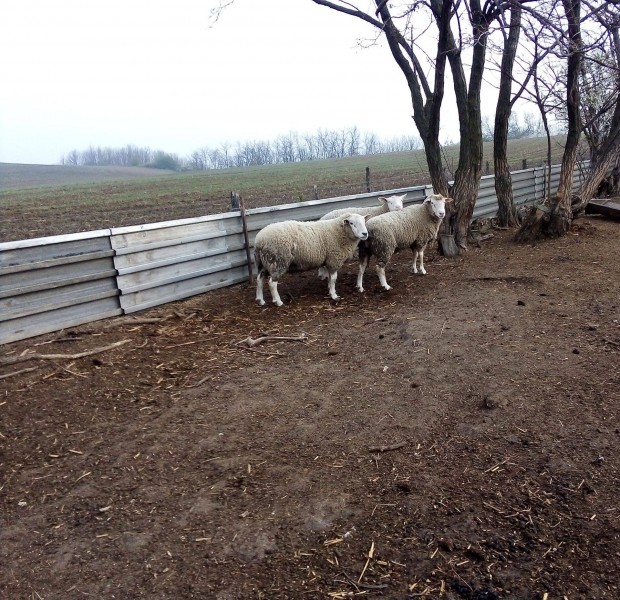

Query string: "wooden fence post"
[[230, 191, 240, 210], [235, 193, 254, 283], [365, 167, 371, 192], [313, 185, 319, 200], [522, 159, 527, 170]]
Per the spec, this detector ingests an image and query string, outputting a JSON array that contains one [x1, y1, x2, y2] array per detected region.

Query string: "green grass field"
[[0, 136, 578, 242]]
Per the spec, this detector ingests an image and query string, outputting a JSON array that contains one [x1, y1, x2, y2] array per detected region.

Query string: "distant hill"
[[0, 163, 175, 191]]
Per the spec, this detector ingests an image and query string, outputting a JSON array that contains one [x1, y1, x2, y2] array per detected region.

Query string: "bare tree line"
[[60, 128, 424, 171], [187, 128, 424, 170]]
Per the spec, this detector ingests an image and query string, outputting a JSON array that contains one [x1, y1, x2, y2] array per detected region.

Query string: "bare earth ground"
[[1, 215, 619, 600]]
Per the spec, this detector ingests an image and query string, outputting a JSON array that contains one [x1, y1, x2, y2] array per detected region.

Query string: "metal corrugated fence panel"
[[110, 213, 245, 313], [244, 185, 432, 226], [0, 231, 121, 344]]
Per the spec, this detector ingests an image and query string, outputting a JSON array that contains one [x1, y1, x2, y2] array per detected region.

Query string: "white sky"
[[0, 0, 468, 165]]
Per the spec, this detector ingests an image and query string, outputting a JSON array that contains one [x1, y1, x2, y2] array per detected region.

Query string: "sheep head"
[[423, 193, 452, 220], [379, 194, 406, 212], [343, 213, 369, 241]]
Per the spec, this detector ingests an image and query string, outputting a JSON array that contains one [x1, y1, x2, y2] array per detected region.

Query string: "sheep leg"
[[268, 277, 284, 307], [410, 244, 427, 275], [256, 271, 266, 306], [327, 271, 340, 301], [356, 256, 368, 293], [417, 248, 426, 274], [376, 263, 391, 291], [410, 249, 426, 275]]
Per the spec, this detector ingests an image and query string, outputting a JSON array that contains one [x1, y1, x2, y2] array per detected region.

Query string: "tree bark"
[[549, 0, 583, 235], [494, 2, 522, 228], [572, 25, 620, 214], [516, 0, 583, 241], [441, 0, 489, 250]]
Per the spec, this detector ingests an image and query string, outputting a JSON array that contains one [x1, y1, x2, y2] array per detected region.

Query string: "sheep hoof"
[[274, 300, 284, 307], [356, 286, 365, 293], [330, 295, 341, 302], [257, 299, 266, 306], [382, 285, 392, 291]]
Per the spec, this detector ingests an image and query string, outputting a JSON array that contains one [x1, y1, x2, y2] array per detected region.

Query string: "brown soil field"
[[1, 214, 619, 599]]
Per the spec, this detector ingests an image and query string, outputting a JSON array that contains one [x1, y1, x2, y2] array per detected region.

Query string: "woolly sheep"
[[319, 194, 406, 221], [356, 193, 452, 292], [316, 194, 405, 280], [254, 213, 369, 307]]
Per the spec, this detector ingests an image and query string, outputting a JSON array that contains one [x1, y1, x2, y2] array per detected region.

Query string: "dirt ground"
[[1, 215, 619, 600]]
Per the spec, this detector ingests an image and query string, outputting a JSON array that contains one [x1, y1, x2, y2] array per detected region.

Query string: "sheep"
[[319, 194, 406, 221], [316, 194, 406, 280], [356, 193, 452, 292], [254, 213, 369, 307]]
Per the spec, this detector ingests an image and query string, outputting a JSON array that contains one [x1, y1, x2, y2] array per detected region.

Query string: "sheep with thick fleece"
[[319, 194, 405, 221], [356, 193, 452, 292], [254, 213, 369, 307], [316, 194, 405, 280]]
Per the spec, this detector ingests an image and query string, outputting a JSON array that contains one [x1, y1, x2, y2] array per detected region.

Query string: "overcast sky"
[[0, 0, 468, 166]]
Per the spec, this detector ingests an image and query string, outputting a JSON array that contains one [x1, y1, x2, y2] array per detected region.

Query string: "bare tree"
[[311, 0, 514, 253], [493, 0, 524, 227], [571, 3, 620, 210], [516, 0, 584, 241]]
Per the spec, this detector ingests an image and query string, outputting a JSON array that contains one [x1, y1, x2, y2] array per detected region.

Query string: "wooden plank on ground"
[[586, 198, 620, 219]]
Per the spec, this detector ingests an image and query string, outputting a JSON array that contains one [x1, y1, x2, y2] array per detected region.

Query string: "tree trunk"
[[495, 161, 519, 226], [438, 0, 489, 253], [494, 1, 521, 228], [572, 26, 620, 215], [547, 0, 583, 235], [572, 146, 620, 215], [516, 0, 583, 242]]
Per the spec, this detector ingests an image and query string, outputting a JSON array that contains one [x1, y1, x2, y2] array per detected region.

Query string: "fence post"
[[365, 167, 371, 192], [522, 159, 527, 170], [486, 161, 490, 174], [236, 193, 253, 283], [313, 185, 319, 200], [230, 191, 240, 210]]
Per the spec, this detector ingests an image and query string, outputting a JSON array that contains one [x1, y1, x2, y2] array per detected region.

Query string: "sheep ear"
[[364, 214, 371, 222], [444, 197, 454, 203], [378, 196, 387, 204]]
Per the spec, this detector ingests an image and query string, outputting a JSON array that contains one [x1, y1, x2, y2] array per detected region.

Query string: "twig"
[[235, 346, 285, 357], [358, 541, 375, 583], [81, 312, 190, 332], [368, 441, 407, 453], [339, 571, 388, 590], [0, 340, 131, 365], [185, 374, 212, 388], [0, 366, 39, 380], [235, 333, 308, 347]]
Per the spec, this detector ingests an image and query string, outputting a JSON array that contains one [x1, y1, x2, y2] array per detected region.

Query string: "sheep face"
[[380, 194, 406, 212], [343, 213, 369, 241], [424, 193, 452, 220]]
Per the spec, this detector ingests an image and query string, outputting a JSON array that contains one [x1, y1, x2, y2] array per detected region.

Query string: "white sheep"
[[254, 213, 369, 307], [319, 194, 406, 221], [316, 194, 406, 280], [356, 193, 452, 292]]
